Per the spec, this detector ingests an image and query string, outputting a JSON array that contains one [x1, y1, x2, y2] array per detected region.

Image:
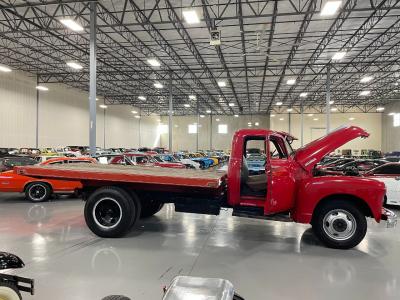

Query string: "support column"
[[300, 100, 304, 147], [168, 73, 173, 152], [35, 75, 39, 148], [103, 102, 106, 149], [89, 1, 97, 156], [196, 98, 199, 152], [210, 113, 213, 150], [288, 112, 291, 134], [326, 64, 331, 134], [138, 109, 141, 148]]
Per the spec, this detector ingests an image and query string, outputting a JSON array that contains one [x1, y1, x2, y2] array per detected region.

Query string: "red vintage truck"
[[14, 126, 396, 249]]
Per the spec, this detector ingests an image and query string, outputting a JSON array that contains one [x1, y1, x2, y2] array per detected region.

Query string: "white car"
[[364, 163, 400, 206]]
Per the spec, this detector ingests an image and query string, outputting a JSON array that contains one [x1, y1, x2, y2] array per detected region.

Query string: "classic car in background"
[[0, 157, 37, 172]]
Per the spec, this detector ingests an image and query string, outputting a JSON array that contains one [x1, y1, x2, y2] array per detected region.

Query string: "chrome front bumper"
[[382, 208, 397, 228]]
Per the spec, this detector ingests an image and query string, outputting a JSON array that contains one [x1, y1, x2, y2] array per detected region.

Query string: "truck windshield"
[[284, 138, 295, 156]]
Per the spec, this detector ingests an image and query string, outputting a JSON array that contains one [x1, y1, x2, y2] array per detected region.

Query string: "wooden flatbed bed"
[[14, 164, 227, 189]]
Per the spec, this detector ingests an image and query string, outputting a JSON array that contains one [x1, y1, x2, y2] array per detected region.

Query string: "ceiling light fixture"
[[0, 65, 12, 72], [271, 114, 276, 117], [376, 107, 385, 112], [359, 90, 371, 96], [300, 92, 308, 97], [218, 81, 226, 87], [388, 112, 395, 116], [200, 114, 205, 118], [360, 76, 373, 83], [331, 107, 338, 112], [349, 117, 355, 121], [60, 18, 84, 32], [182, 10, 200, 24], [287, 108, 293, 112], [228, 103, 235, 107], [307, 113, 314, 117], [36, 85, 49, 91], [313, 118, 319, 121], [216, 118, 220, 122], [189, 95, 196, 100], [286, 79, 296, 85], [276, 102, 283, 106], [147, 58, 161, 67], [206, 110, 211, 113], [138, 96, 146, 100], [279, 118, 284, 121], [66, 61, 83, 70], [329, 100, 334, 105], [135, 115, 141, 119], [255, 122, 259, 126], [131, 110, 138, 114], [184, 104, 190, 108], [154, 82, 163, 89], [234, 114, 239, 117], [321, 1, 342, 16], [99, 104, 107, 109], [332, 51, 346, 60]]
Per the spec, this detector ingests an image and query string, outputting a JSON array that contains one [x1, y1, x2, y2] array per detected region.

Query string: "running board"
[[232, 208, 292, 222]]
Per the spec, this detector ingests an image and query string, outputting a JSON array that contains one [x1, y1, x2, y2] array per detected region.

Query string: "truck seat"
[[241, 157, 267, 192]]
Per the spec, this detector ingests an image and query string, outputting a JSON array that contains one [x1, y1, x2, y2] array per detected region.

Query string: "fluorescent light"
[[300, 92, 308, 97], [359, 90, 371, 96], [307, 113, 314, 117], [287, 108, 293, 112], [349, 117, 355, 121], [200, 114, 205, 118], [131, 110, 138, 114], [0, 65, 12, 72], [329, 100, 334, 105], [279, 118, 284, 121], [331, 107, 338, 112], [182, 10, 200, 24], [138, 96, 146, 100], [360, 76, 373, 83], [255, 122, 259, 126], [234, 114, 239, 117], [184, 104, 190, 108], [99, 104, 107, 109], [376, 107, 385, 112], [286, 79, 296, 85], [147, 58, 160, 67], [313, 118, 319, 121], [216, 118, 220, 122], [388, 112, 395, 116], [228, 103, 235, 107], [276, 102, 283, 106], [206, 110, 211, 113], [60, 18, 84, 32], [321, 1, 342, 16], [154, 82, 163, 89], [96, 97, 99, 101], [66, 61, 83, 70], [218, 81, 226, 87], [36, 85, 48, 91], [332, 51, 346, 60], [134, 115, 141, 119], [271, 114, 276, 117], [248, 123, 252, 127], [189, 95, 196, 100]]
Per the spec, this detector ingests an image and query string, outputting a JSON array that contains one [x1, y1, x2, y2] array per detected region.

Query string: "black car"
[[0, 157, 37, 172]]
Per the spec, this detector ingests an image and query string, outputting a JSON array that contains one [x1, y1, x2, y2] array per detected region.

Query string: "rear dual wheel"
[[84, 187, 141, 238]]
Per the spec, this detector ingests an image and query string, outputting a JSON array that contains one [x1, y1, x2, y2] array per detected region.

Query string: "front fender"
[[0, 252, 25, 270], [293, 176, 386, 224]]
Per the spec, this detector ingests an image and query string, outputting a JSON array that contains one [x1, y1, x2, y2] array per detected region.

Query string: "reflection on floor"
[[0, 193, 399, 300]]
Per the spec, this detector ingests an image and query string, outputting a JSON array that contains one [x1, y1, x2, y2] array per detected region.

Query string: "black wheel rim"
[[93, 198, 122, 229], [29, 185, 46, 201]]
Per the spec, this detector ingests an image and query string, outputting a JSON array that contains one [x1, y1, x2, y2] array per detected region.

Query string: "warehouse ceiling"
[[0, 0, 399, 115]]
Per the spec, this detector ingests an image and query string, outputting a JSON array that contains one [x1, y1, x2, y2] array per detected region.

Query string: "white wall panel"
[[382, 100, 400, 153], [0, 71, 36, 147]]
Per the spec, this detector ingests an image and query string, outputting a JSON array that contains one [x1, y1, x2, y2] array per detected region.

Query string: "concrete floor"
[[0, 193, 400, 300]]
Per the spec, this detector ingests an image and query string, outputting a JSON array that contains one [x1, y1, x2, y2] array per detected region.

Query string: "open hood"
[[294, 126, 369, 172]]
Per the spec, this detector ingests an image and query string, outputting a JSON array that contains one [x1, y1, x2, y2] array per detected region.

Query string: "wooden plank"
[[15, 164, 227, 189]]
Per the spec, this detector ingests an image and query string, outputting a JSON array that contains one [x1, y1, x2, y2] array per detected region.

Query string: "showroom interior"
[[0, 0, 400, 299]]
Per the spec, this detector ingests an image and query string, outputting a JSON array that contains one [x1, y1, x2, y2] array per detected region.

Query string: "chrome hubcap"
[[323, 209, 356, 241]]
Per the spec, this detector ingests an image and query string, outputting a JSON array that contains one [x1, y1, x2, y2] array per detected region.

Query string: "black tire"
[[84, 186, 139, 238], [140, 199, 164, 218], [25, 182, 52, 203], [0, 282, 22, 300], [101, 296, 131, 300], [312, 200, 367, 249]]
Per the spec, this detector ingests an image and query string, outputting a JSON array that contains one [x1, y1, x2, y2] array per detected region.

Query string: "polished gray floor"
[[0, 193, 399, 300]]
